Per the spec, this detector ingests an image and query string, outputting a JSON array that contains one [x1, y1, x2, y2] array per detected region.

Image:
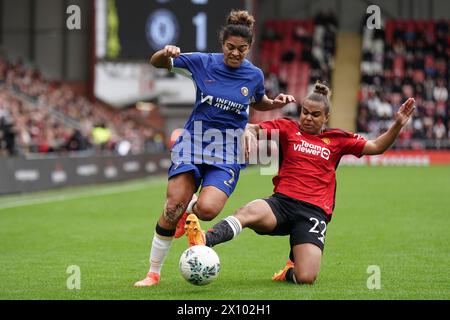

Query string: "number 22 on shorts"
[[308, 217, 327, 244]]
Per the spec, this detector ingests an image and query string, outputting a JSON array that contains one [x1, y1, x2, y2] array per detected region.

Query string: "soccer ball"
[[179, 245, 220, 286]]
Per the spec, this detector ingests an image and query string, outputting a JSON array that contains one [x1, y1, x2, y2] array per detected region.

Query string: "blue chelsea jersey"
[[170, 52, 265, 164], [172, 52, 265, 131]]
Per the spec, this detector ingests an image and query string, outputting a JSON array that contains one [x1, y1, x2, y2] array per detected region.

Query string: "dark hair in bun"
[[220, 10, 255, 45], [304, 81, 332, 113], [313, 82, 331, 99]]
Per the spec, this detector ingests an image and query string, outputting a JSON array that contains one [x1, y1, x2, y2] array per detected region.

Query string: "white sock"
[[292, 273, 298, 284], [149, 234, 173, 274], [224, 216, 242, 238], [186, 198, 198, 214]]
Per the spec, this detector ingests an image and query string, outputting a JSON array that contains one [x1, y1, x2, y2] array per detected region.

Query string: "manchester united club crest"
[[241, 87, 249, 97], [321, 137, 331, 145]]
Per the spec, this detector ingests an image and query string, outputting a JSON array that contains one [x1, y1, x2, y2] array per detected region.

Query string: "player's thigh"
[[195, 165, 240, 220], [202, 165, 240, 200], [166, 171, 197, 200], [235, 199, 278, 232], [291, 243, 322, 284], [289, 205, 328, 284]]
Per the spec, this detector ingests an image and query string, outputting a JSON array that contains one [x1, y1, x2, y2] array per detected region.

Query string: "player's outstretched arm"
[[251, 94, 296, 111], [362, 97, 415, 155], [150, 45, 181, 70]]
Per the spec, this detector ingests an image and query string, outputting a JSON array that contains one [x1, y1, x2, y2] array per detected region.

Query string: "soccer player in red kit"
[[185, 81, 416, 285]]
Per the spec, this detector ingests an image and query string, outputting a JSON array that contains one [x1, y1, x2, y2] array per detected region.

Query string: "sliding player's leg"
[[186, 198, 278, 247]]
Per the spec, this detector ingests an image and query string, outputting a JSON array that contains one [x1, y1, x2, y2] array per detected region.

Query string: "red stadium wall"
[[341, 150, 450, 166]]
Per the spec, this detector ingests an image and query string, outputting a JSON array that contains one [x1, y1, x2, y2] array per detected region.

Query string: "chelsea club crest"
[[145, 9, 180, 51]]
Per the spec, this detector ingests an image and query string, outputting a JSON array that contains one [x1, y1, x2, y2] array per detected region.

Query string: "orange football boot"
[[185, 214, 206, 246], [272, 260, 295, 281]]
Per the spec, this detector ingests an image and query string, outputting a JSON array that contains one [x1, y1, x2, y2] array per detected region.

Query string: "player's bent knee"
[[194, 201, 220, 221], [294, 270, 318, 285], [163, 200, 187, 225], [196, 211, 217, 221]]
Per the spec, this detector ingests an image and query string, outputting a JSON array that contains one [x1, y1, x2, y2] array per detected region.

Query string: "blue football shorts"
[[168, 162, 242, 197]]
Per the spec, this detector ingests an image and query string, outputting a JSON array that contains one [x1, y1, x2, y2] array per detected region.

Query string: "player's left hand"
[[273, 94, 296, 108], [395, 97, 415, 127]]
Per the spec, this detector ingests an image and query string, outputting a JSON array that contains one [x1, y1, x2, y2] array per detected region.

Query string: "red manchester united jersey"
[[259, 118, 367, 215]]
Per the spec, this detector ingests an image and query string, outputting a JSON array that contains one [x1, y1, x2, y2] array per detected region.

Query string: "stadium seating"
[[357, 18, 450, 149], [252, 12, 337, 123], [0, 56, 166, 156]]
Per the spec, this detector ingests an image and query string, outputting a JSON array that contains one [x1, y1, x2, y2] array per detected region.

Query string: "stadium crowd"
[[254, 11, 338, 122], [262, 11, 337, 89], [2, 14, 449, 156], [0, 56, 166, 156], [358, 18, 450, 149]]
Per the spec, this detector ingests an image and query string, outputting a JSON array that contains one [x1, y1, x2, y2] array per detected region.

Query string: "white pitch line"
[[0, 178, 166, 211]]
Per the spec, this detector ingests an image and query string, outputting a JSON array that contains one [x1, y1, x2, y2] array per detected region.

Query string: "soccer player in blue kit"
[[135, 10, 295, 286]]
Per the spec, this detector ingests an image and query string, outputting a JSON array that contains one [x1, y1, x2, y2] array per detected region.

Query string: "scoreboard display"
[[97, 0, 247, 60]]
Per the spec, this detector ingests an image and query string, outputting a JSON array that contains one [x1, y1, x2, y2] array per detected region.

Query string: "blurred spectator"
[[433, 118, 446, 140], [92, 122, 112, 151], [0, 104, 16, 155], [65, 129, 90, 152], [292, 24, 310, 43], [433, 78, 448, 102], [264, 72, 280, 99], [375, 95, 393, 118], [281, 49, 295, 63]]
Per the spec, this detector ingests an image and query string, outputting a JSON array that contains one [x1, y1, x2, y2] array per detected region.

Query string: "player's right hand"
[[163, 45, 181, 58], [395, 97, 415, 127], [242, 126, 258, 163]]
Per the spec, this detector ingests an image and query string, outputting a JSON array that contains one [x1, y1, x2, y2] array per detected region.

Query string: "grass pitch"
[[0, 166, 449, 300]]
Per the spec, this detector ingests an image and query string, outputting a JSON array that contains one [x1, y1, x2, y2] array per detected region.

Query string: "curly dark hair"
[[219, 10, 255, 45]]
